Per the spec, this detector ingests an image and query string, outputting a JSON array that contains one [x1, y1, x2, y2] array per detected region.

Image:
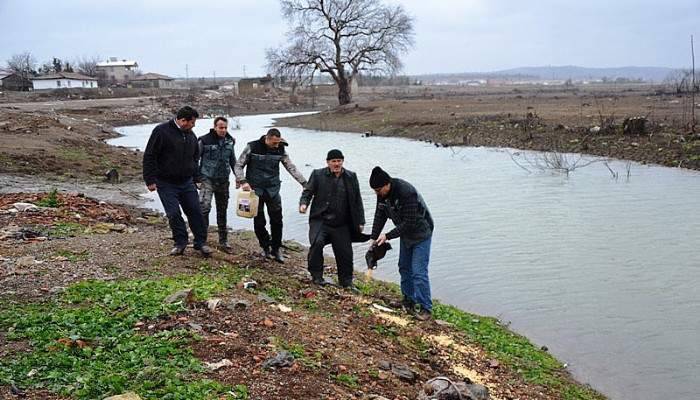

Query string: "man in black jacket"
[[234, 128, 307, 263], [143, 106, 211, 257], [369, 166, 434, 320], [300, 149, 367, 289], [197, 116, 236, 253]]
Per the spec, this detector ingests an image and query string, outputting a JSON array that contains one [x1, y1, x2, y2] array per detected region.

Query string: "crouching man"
[[369, 166, 434, 320]]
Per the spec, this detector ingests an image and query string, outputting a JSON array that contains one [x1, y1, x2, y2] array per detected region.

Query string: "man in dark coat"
[[197, 116, 236, 253], [369, 166, 434, 320], [300, 149, 368, 289], [234, 128, 307, 262], [143, 106, 211, 257]]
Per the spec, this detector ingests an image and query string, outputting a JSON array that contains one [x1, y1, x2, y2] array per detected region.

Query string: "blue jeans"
[[156, 179, 207, 248], [398, 235, 433, 312]]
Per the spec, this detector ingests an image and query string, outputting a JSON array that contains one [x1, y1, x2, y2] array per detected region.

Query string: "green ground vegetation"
[[0, 267, 249, 400]]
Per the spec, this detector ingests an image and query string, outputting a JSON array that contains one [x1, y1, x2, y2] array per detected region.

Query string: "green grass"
[[35, 188, 61, 208], [333, 373, 359, 388], [48, 222, 84, 238], [54, 249, 90, 262], [301, 299, 318, 311], [59, 148, 88, 162], [0, 270, 248, 400], [354, 278, 401, 298], [263, 286, 288, 302], [372, 324, 398, 338], [271, 338, 321, 370], [432, 302, 605, 400]]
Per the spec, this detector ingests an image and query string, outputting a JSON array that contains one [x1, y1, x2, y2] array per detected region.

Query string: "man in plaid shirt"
[[369, 166, 434, 321]]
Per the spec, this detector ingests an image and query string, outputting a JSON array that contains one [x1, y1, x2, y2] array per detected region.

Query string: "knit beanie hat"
[[369, 166, 391, 189], [326, 149, 344, 160]]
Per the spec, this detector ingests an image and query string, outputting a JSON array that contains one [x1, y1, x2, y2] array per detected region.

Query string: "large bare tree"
[[75, 55, 101, 77], [267, 0, 414, 105], [6, 52, 37, 91]]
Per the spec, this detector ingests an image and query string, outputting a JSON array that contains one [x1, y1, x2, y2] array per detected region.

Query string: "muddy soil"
[[0, 192, 598, 400], [0, 89, 327, 182]]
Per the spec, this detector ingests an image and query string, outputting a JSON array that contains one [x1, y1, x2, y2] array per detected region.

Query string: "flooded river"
[[112, 112, 700, 400]]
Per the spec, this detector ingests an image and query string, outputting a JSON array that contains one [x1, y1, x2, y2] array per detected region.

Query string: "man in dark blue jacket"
[[197, 116, 236, 253], [143, 106, 211, 257], [369, 166, 434, 320]]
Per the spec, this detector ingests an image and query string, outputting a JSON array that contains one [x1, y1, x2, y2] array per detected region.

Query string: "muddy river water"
[[112, 112, 700, 400]]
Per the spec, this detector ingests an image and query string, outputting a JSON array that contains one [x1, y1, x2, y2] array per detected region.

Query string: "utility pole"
[[185, 64, 189, 89], [243, 65, 247, 78], [213, 70, 216, 85], [692, 35, 696, 132]]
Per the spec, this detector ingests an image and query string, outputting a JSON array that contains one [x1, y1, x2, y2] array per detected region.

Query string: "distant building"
[[130, 73, 175, 89], [0, 69, 33, 91], [238, 75, 275, 95], [32, 72, 98, 90], [96, 57, 139, 85]]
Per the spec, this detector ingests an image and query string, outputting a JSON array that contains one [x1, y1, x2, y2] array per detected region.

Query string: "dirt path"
[[0, 96, 157, 112]]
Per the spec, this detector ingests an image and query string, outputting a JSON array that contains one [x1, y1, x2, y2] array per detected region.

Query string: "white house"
[[32, 72, 98, 90], [96, 57, 139, 84]]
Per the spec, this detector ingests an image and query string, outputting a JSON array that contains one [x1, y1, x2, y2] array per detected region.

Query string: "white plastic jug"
[[236, 190, 259, 218]]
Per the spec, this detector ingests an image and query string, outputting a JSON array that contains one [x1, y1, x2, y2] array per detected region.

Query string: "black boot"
[[270, 247, 284, 263], [312, 274, 330, 286], [218, 230, 232, 253]]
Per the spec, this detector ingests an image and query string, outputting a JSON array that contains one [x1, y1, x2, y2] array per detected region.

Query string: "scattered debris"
[[391, 363, 417, 382], [205, 359, 234, 371], [372, 303, 395, 313], [12, 202, 39, 212], [257, 293, 276, 304], [163, 288, 194, 305], [16, 256, 40, 268], [262, 351, 295, 369], [225, 298, 251, 311], [277, 304, 292, 313], [419, 376, 490, 400], [103, 392, 142, 400], [242, 280, 258, 290], [206, 298, 222, 311]]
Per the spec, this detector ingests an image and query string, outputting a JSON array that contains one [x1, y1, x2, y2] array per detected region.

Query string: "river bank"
[[274, 85, 700, 170], [0, 89, 319, 182], [0, 190, 604, 400], [0, 89, 610, 399]]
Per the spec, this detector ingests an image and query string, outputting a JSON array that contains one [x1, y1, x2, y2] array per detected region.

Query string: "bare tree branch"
[[6, 52, 37, 91], [75, 55, 101, 77]]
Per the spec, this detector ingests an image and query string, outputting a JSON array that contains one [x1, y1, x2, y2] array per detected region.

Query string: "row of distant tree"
[[5, 52, 101, 78]]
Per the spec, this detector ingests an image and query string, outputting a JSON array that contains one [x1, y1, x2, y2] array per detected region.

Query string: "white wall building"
[[32, 72, 98, 90], [96, 57, 139, 84]]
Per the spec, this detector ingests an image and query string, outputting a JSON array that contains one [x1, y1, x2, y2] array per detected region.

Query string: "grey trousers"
[[198, 178, 230, 244]]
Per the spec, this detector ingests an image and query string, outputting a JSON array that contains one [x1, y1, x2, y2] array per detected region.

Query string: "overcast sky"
[[1, 0, 698, 77]]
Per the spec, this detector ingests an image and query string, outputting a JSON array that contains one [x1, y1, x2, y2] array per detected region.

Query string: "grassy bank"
[[0, 192, 605, 399]]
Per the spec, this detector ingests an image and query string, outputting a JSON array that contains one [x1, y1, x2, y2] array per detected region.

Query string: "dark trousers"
[[198, 178, 230, 244], [308, 223, 354, 286], [156, 179, 207, 248], [254, 190, 283, 251]]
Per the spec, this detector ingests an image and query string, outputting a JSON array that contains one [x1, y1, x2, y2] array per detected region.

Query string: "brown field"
[[280, 84, 700, 170]]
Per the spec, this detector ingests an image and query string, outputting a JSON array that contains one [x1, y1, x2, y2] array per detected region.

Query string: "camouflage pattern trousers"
[[198, 178, 230, 244]]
